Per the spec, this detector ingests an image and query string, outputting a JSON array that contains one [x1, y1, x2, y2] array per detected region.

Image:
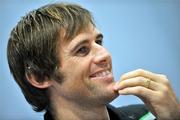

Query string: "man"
[[7, 3, 180, 120]]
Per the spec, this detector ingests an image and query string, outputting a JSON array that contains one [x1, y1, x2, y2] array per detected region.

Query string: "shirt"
[[44, 104, 156, 120]]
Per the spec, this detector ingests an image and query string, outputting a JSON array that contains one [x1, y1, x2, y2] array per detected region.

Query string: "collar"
[[44, 104, 126, 120]]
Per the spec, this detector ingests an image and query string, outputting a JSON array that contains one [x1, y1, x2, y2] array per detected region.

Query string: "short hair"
[[7, 3, 95, 112]]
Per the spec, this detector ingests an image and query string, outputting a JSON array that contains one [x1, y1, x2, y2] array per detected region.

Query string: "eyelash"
[[76, 46, 90, 56], [96, 39, 103, 46], [76, 39, 103, 56]]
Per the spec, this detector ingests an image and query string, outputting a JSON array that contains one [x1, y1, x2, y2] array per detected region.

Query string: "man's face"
[[52, 24, 117, 106]]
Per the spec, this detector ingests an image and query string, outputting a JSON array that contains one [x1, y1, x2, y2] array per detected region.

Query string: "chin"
[[97, 87, 119, 105], [107, 89, 119, 103]]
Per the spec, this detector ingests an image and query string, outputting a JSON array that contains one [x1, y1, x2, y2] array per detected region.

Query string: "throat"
[[52, 101, 110, 120]]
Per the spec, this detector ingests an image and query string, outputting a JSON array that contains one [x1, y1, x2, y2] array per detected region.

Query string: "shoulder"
[[107, 104, 155, 120], [118, 104, 148, 118]]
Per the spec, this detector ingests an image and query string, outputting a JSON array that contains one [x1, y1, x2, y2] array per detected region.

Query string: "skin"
[[27, 24, 180, 120], [114, 69, 180, 120], [48, 24, 118, 120]]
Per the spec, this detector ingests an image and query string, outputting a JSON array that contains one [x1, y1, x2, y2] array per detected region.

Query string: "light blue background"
[[1, 0, 180, 119]]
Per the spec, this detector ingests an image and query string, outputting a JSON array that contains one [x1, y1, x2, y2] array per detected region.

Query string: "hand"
[[113, 69, 180, 120]]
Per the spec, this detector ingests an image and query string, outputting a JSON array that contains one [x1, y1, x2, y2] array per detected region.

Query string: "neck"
[[50, 95, 110, 120]]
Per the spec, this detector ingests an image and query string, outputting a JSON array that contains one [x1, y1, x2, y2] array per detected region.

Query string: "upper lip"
[[89, 68, 111, 77]]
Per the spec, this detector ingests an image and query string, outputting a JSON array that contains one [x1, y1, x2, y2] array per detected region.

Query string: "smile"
[[90, 70, 110, 78], [89, 70, 114, 82]]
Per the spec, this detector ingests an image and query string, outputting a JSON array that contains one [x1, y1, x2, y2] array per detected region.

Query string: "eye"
[[76, 46, 90, 56], [95, 39, 103, 46]]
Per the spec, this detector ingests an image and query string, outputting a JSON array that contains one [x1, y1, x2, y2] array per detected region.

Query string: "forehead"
[[61, 24, 101, 47]]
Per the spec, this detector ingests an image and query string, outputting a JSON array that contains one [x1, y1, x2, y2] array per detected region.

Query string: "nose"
[[92, 45, 111, 67]]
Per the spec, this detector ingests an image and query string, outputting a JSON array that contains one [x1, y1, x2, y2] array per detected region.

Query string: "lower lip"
[[90, 73, 114, 82]]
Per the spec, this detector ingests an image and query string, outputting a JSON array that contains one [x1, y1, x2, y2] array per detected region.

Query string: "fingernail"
[[113, 82, 119, 90], [118, 90, 124, 94]]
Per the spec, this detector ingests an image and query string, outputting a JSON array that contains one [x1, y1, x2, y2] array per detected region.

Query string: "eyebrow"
[[70, 39, 89, 53], [71, 33, 103, 53], [96, 33, 103, 40]]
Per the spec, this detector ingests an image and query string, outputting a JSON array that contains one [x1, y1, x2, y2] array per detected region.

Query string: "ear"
[[26, 73, 52, 89]]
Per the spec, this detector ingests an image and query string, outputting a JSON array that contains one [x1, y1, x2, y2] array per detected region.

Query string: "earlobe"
[[25, 73, 52, 89]]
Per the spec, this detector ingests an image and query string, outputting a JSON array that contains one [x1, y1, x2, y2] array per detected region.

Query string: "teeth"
[[92, 70, 110, 77]]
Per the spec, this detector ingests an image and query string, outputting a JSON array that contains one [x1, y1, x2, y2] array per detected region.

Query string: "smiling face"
[[51, 24, 117, 107]]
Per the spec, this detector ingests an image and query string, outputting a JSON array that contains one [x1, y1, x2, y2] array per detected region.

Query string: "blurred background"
[[0, 0, 180, 119]]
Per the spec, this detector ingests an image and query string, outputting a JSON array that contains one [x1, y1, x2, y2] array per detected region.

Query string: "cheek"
[[60, 53, 94, 87], [59, 67, 92, 98], [63, 56, 91, 74]]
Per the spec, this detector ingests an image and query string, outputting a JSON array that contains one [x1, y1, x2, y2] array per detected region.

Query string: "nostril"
[[100, 59, 106, 63], [98, 60, 108, 68]]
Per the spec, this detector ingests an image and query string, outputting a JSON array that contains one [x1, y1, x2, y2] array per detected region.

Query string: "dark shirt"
[[44, 104, 152, 120]]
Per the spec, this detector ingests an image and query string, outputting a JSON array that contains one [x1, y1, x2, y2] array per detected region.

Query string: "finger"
[[118, 86, 158, 116], [121, 69, 158, 81], [120, 69, 169, 84], [114, 76, 163, 91], [118, 86, 156, 99]]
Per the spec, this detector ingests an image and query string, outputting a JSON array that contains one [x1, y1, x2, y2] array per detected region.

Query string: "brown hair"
[[7, 3, 95, 112]]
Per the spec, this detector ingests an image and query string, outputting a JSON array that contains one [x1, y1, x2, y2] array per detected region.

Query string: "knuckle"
[[159, 74, 168, 79], [157, 92, 164, 99], [158, 90, 167, 100], [163, 77, 169, 85], [162, 86, 169, 93], [136, 69, 144, 75], [137, 77, 145, 84], [158, 74, 169, 85], [163, 79, 169, 86], [135, 86, 144, 94]]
